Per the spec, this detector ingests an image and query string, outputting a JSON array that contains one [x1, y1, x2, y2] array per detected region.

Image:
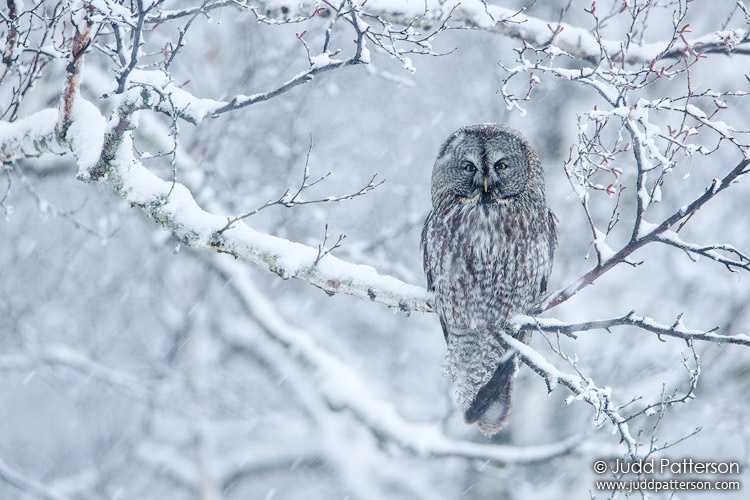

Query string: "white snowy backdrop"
[[1, 1, 749, 499]]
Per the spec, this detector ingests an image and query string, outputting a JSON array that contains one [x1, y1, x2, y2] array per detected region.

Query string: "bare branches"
[[627, 345, 701, 428], [114, 0, 148, 94], [518, 312, 750, 347], [1, 1, 64, 121], [545, 159, 750, 309], [218, 138, 383, 234], [1, 0, 20, 70], [494, 2, 750, 322], [314, 223, 346, 265]]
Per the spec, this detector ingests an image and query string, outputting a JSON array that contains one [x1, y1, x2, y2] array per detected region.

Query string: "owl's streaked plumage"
[[421, 124, 556, 436]]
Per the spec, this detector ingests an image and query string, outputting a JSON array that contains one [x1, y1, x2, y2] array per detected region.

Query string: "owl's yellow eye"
[[462, 161, 477, 172], [494, 159, 509, 171]]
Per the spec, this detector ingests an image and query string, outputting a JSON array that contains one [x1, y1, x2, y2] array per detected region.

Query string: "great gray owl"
[[421, 124, 556, 436]]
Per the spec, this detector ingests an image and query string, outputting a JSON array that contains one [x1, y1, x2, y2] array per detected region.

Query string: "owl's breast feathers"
[[422, 197, 555, 336]]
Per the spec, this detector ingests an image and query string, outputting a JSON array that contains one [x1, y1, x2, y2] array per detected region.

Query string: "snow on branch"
[[500, 323, 701, 458], [0, 0, 428, 315], [144, 0, 245, 24], [0, 99, 429, 313], [212, 257, 583, 465], [0, 109, 68, 162]]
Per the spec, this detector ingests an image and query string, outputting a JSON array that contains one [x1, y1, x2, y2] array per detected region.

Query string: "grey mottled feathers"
[[421, 124, 556, 436]]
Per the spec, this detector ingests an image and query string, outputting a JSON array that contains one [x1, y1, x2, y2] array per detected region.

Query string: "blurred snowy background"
[[1, 0, 749, 499]]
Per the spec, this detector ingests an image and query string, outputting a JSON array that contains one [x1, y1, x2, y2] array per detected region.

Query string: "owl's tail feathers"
[[464, 359, 516, 436]]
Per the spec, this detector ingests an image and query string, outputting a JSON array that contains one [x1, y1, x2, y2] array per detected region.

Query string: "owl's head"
[[431, 124, 544, 206]]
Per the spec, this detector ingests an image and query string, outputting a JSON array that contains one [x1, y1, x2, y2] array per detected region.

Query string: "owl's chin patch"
[[455, 194, 480, 205], [455, 193, 514, 205]]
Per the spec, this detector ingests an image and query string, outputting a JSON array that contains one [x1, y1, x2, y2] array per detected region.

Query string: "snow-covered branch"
[[0, 109, 67, 162]]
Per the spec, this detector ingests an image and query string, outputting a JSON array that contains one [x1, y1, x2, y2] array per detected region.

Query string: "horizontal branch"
[[655, 230, 750, 272], [517, 312, 750, 347]]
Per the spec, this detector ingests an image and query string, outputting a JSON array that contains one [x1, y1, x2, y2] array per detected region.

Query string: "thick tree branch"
[[1, 104, 430, 313]]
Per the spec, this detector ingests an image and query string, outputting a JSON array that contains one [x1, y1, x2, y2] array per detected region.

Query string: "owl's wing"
[[539, 209, 559, 295], [421, 211, 451, 343], [420, 211, 435, 292]]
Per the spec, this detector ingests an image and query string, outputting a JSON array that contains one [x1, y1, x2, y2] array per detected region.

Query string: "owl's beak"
[[483, 177, 489, 193]]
